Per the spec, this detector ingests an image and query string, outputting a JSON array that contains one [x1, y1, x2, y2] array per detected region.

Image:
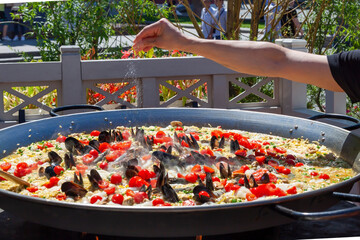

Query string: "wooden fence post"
[[276, 39, 308, 116], [60, 46, 84, 106], [138, 77, 159, 108]]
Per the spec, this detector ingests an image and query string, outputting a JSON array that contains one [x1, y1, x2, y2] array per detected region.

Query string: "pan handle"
[[308, 113, 360, 131], [274, 192, 360, 221], [50, 104, 104, 117]]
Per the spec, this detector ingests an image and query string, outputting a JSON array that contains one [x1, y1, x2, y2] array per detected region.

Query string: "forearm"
[[177, 37, 342, 92], [180, 37, 287, 77]]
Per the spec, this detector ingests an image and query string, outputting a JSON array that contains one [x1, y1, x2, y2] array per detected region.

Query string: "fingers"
[[133, 37, 157, 52]]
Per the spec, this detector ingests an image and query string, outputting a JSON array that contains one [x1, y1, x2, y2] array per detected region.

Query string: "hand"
[[133, 18, 188, 52]]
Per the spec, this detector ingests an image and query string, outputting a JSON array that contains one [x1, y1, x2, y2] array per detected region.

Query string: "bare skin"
[[133, 18, 343, 92]]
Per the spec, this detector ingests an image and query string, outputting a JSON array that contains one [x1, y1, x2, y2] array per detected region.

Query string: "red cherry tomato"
[[212, 177, 220, 182], [99, 142, 110, 152], [134, 192, 148, 204], [104, 186, 116, 195], [203, 166, 215, 174], [199, 191, 210, 198], [125, 189, 135, 197], [235, 149, 247, 157], [99, 161, 108, 170], [295, 162, 304, 167], [90, 195, 103, 204], [175, 126, 183, 131], [246, 193, 257, 201], [255, 156, 266, 164], [156, 131, 166, 138], [110, 173, 123, 184], [185, 173, 197, 183], [129, 176, 148, 188], [112, 194, 124, 204], [138, 169, 151, 180], [54, 165, 64, 175], [286, 186, 297, 194], [0, 162, 11, 171], [56, 135, 66, 143], [319, 173, 330, 180], [82, 154, 94, 164], [191, 164, 201, 173], [274, 147, 287, 154], [310, 171, 319, 177], [90, 130, 101, 136], [56, 193, 67, 201], [152, 198, 165, 206], [181, 140, 189, 148], [211, 130, 223, 138], [89, 149, 99, 158], [44, 142, 54, 148], [26, 186, 38, 193], [49, 176, 60, 185], [98, 180, 110, 189]]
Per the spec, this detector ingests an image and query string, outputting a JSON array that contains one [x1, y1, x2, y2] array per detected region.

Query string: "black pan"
[[0, 108, 359, 237]]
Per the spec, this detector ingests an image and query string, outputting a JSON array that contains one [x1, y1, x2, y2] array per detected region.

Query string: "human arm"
[[133, 18, 343, 92]]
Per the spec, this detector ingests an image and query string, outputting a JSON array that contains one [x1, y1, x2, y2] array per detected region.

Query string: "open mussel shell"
[[161, 183, 179, 203], [48, 151, 62, 166], [64, 153, 76, 169], [244, 174, 258, 188], [65, 137, 85, 155], [98, 131, 111, 143], [193, 185, 211, 203], [87, 169, 102, 190], [61, 181, 87, 198]]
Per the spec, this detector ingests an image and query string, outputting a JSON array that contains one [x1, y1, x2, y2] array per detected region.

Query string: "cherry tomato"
[[122, 131, 130, 140], [138, 169, 151, 180], [197, 173, 206, 181], [125, 189, 135, 197], [54, 165, 64, 175], [191, 164, 201, 173], [189, 133, 200, 141], [56, 135, 66, 143], [26, 186, 38, 193], [98, 180, 110, 189], [177, 173, 185, 178], [129, 176, 148, 188], [181, 140, 189, 148], [16, 162, 28, 170], [175, 126, 183, 131], [104, 186, 116, 195], [246, 193, 257, 201], [82, 154, 95, 164], [235, 149, 247, 157], [105, 151, 122, 162], [56, 193, 67, 201], [110, 173, 122, 184], [185, 173, 197, 183], [319, 173, 330, 180], [99, 142, 110, 152], [199, 191, 210, 198], [112, 194, 124, 204], [200, 148, 214, 157], [211, 130, 223, 138], [156, 131, 166, 138], [134, 192, 148, 204], [43, 182, 54, 188], [0, 162, 11, 171], [203, 166, 214, 174], [286, 186, 297, 194], [90, 130, 101, 137], [37, 145, 44, 150], [99, 161, 108, 170], [44, 142, 54, 148], [212, 176, 220, 182], [295, 162, 304, 167], [152, 198, 165, 206], [111, 141, 132, 151], [255, 156, 266, 164], [150, 179, 157, 188], [90, 195, 103, 204], [89, 149, 99, 158], [310, 171, 319, 177], [79, 139, 89, 145], [274, 147, 287, 154], [49, 176, 60, 185]]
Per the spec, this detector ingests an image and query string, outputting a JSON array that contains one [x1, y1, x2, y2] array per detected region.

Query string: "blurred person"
[[11, 4, 26, 41], [212, 0, 227, 40], [133, 18, 360, 103], [264, 0, 282, 41], [200, 0, 215, 39], [281, 0, 304, 38], [1, 4, 11, 41]]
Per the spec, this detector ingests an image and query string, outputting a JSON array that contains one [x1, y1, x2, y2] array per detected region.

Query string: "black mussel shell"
[[48, 151, 62, 165], [193, 185, 211, 203], [61, 182, 87, 198], [45, 165, 56, 179]]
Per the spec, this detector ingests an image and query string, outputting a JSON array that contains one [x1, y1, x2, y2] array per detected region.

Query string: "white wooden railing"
[[0, 39, 347, 129]]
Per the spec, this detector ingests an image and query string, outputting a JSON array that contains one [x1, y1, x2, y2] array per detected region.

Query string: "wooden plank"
[[0, 62, 61, 82], [81, 57, 240, 81]]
